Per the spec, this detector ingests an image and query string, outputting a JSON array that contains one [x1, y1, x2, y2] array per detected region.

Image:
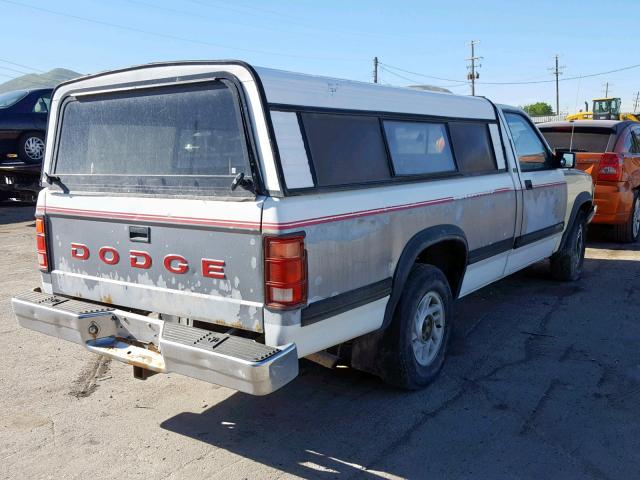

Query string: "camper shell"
[[12, 61, 594, 394]]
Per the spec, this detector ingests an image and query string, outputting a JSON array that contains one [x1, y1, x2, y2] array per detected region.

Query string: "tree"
[[522, 102, 554, 116]]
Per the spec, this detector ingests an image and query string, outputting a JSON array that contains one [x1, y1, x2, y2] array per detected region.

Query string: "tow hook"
[[88, 323, 99, 337]]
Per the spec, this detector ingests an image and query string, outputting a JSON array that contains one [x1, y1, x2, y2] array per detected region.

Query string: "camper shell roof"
[[52, 60, 497, 121]]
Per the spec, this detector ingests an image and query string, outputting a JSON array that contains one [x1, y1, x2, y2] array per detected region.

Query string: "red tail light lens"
[[598, 153, 624, 181], [264, 235, 307, 309], [35, 217, 49, 272]]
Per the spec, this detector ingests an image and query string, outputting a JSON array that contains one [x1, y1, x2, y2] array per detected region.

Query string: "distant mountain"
[[0, 68, 83, 93]]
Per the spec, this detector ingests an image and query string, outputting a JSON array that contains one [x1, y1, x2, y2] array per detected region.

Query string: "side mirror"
[[555, 150, 576, 168]]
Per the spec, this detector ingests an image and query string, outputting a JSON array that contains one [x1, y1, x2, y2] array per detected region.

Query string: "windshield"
[[0, 89, 28, 108], [540, 127, 613, 152], [54, 81, 254, 196]]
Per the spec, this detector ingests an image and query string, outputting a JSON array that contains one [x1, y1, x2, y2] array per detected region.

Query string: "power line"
[[122, 0, 319, 39], [0, 72, 61, 88], [184, 0, 398, 40], [378, 66, 466, 89], [0, 65, 72, 82], [380, 62, 467, 84], [0, 64, 33, 76], [0, 61, 80, 85], [382, 60, 640, 86], [0, 58, 46, 73], [0, 0, 362, 63]]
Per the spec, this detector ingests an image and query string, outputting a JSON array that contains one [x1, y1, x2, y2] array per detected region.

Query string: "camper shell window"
[[301, 113, 391, 187], [274, 105, 502, 192], [448, 122, 497, 174], [54, 81, 254, 197], [383, 121, 456, 176]]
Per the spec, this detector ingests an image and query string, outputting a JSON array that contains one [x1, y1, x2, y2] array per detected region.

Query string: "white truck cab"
[[12, 61, 594, 394]]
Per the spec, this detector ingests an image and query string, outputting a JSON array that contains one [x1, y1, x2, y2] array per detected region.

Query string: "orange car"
[[540, 120, 640, 242]]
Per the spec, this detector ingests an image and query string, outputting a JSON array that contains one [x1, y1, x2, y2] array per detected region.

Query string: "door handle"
[[524, 180, 533, 190]]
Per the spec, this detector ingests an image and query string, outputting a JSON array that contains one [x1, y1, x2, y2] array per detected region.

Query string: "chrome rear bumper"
[[12, 290, 298, 395]]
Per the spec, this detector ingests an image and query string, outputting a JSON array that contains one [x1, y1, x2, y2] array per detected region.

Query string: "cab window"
[[504, 112, 551, 171]]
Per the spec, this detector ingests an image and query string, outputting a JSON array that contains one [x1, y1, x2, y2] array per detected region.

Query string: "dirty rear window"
[[54, 82, 253, 196], [540, 127, 613, 153]]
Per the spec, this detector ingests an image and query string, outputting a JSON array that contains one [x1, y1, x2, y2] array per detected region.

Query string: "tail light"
[[264, 235, 307, 309], [35, 217, 49, 272], [598, 153, 624, 181]]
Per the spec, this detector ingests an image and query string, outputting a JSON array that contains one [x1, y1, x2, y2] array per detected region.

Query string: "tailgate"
[[44, 195, 265, 332]]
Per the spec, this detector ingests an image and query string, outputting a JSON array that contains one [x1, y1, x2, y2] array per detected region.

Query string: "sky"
[[1, 0, 639, 113]]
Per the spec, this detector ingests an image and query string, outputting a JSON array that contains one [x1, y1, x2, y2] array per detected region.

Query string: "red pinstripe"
[[40, 186, 533, 231]]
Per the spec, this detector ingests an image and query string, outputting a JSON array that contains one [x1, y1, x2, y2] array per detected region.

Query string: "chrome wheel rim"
[[411, 291, 445, 367], [24, 136, 44, 161], [633, 198, 640, 238]]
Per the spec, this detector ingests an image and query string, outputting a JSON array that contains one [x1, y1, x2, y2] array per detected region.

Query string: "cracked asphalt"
[[1, 203, 639, 480]]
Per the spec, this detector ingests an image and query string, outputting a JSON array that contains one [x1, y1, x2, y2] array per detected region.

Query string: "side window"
[[448, 122, 497, 174], [383, 121, 455, 175], [621, 130, 634, 153], [504, 113, 551, 171], [32, 94, 51, 113], [301, 113, 391, 187]]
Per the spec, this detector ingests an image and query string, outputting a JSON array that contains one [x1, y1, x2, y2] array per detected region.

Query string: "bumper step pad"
[[162, 323, 281, 362]]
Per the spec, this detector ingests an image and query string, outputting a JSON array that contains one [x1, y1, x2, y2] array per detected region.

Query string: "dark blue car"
[[0, 88, 52, 163]]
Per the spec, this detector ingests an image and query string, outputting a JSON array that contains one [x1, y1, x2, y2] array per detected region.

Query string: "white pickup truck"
[[12, 61, 594, 395]]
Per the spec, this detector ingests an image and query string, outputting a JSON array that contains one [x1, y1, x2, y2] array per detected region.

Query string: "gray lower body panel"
[[12, 290, 298, 395]]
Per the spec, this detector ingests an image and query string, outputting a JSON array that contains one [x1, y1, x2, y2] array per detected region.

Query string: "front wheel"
[[379, 264, 453, 390], [550, 212, 587, 282]]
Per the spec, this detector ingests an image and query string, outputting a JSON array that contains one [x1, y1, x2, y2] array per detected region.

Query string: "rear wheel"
[[613, 192, 640, 243], [379, 264, 452, 389], [550, 211, 586, 281], [18, 132, 45, 164]]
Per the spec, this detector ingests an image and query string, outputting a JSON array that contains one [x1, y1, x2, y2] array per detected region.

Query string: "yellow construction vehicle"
[[566, 97, 640, 122]]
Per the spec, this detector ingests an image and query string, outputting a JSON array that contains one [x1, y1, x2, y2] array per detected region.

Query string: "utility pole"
[[466, 41, 482, 96], [373, 57, 379, 84], [634, 91, 640, 113], [549, 54, 565, 115]]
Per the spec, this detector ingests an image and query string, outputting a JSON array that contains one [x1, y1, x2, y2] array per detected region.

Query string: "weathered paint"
[[263, 173, 518, 303], [47, 214, 265, 332]]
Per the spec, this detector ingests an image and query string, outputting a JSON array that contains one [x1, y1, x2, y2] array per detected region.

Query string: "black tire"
[[613, 191, 640, 243], [550, 211, 587, 282], [378, 264, 453, 390], [18, 131, 45, 164], [0, 191, 10, 201]]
